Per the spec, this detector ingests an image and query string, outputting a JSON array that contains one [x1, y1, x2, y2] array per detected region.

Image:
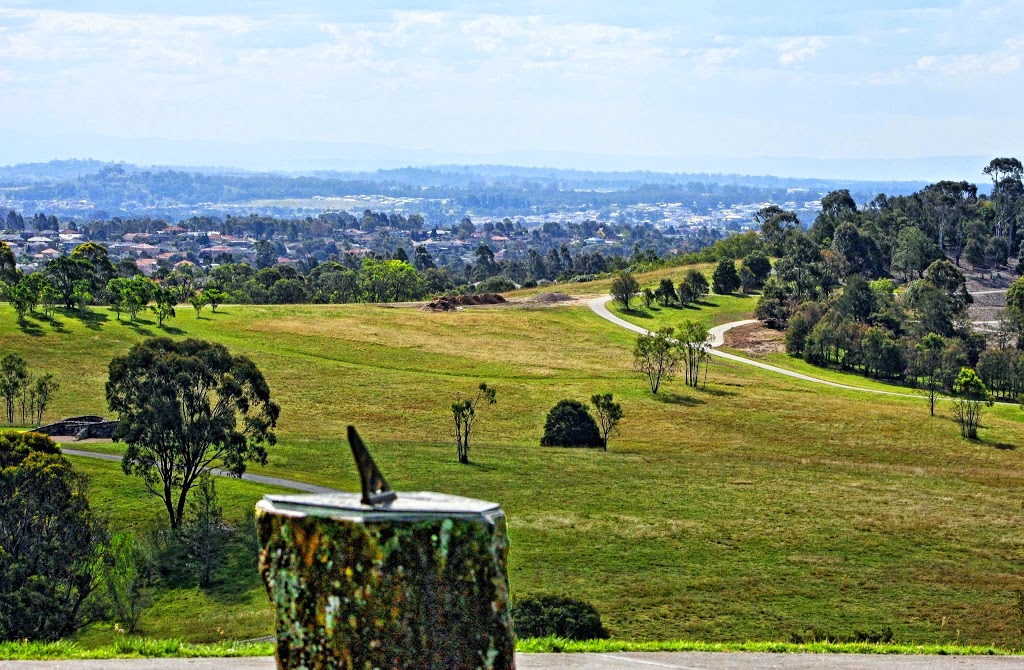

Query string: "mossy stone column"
[[257, 491, 514, 670]]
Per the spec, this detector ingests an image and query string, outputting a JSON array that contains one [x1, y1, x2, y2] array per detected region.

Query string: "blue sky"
[[0, 1, 1020, 175]]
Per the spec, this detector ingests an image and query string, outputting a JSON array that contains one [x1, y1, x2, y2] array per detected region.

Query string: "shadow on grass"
[[15, 318, 45, 337], [695, 299, 720, 308], [462, 460, 498, 473], [71, 308, 109, 331], [992, 442, 1017, 451], [159, 325, 186, 335], [654, 392, 704, 406], [623, 309, 654, 320], [696, 386, 738, 398], [31, 312, 66, 333], [119, 319, 154, 337]]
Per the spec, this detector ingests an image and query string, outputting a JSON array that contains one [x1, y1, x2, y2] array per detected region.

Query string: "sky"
[[0, 1, 1021, 178]]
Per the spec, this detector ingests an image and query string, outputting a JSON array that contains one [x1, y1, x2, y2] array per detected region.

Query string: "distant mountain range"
[[0, 130, 996, 184]]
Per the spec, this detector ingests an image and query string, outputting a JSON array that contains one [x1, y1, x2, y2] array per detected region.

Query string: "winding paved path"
[[588, 296, 931, 400], [62, 448, 338, 494]]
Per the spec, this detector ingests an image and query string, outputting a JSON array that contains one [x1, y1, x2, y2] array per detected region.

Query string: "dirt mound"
[[421, 293, 507, 311], [528, 292, 573, 303], [421, 297, 458, 311]]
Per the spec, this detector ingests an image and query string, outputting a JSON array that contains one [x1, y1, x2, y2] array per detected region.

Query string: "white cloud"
[[776, 36, 826, 66], [693, 47, 742, 78]]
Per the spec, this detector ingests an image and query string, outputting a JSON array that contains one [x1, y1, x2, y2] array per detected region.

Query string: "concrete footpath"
[[3, 653, 1024, 669]]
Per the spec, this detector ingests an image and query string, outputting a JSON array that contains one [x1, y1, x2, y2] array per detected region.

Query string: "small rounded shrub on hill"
[[539, 399, 602, 448], [511, 595, 609, 640]]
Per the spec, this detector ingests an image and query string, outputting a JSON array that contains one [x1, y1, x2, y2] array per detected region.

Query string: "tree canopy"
[[106, 338, 279, 529]]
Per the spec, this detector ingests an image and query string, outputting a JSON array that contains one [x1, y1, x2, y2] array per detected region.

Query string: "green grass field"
[[4, 299, 1024, 648], [610, 292, 760, 329]]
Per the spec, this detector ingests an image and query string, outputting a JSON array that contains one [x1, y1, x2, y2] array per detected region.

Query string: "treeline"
[[755, 157, 1024, 399]]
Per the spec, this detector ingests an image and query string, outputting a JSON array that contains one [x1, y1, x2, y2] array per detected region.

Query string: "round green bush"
[[511, 595, 609, 640], [539, 399, 602, 448]]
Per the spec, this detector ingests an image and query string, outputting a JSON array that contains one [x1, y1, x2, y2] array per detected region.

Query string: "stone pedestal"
[[257, 492, 514, 670]]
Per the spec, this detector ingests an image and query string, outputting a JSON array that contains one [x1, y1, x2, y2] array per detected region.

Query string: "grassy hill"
[[3, 297, 1024, 647]]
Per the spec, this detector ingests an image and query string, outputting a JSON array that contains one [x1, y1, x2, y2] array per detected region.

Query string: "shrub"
[[476, 275, 517, 293], [540, 400, 602, 448], [511, 595, 609, 640], [0, 430, 108, 640]]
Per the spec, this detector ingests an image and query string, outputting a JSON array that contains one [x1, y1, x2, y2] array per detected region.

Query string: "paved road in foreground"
[[61, 448, 338, 494], [4, 652, 1024, 669]]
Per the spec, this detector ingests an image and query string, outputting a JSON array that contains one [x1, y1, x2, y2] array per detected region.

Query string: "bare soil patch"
[[528, 292, 574, 303], [421, 293, 507, 311], [723, 322, 785, 355]]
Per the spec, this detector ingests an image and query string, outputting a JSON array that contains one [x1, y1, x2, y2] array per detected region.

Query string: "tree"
[[0, 241, 17, 285], [755, 276, 794, 328], [151, 287, 176, 326], [540, 399, 602, 448], [952, 367, 992, 439], [179, 471, 231, 588], [188, 292, 208, 318], [712, 259, 740, 294], [741, 251, 772, 288], [0, 353, 28, 424], [103, 533, 151, 633], [632, 328, 680, 394], [591, 393, 623, 451], [642, 287, 655, 309], [892, 227, 940, 280], [835, 274, 876, 323], [0, 430, 107, 640], [681, 269, 710, 303], [677, 319, 712, 388], [201, 288, 227, 313], [70, 242, 115, 293], [655, 277, 677, 305], [106, 338, 280, 529], [72, 280, 93, 316], [610, 271, 639, 309], [450, 382, 496, 464], [915, 333, 946, 416], [44, 256, 93, 309], [4, 279, 35, 324], [358, 258, 423, 303], [32, 373, 59, 425], [1006, 276, 1024, 342]]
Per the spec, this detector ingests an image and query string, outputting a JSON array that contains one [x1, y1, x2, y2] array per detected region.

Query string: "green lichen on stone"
[[257, 506, 513, 670]]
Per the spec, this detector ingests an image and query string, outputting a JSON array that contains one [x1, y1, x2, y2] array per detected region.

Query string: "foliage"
[[680, 269, 709, 305], [712, 259, 741, 294], [188, 292, 207, 318], [0, 430, 108, 641], [641, 287, 655, 309], [655, 277, 677, 305], [632, 328, 680, 394], [511, 595, 608, 641], [590, 393, 623, 451], [914, 333, 946, 416], [610, 271, 639, 309], [179, 472, 233, 588], [952, 367, 992, 439], [451, 382, 496, 464], [151, 287, 177, 326], [540, 399, 603, 449], [0, 353, 28, 424], [677, 319, 712, 388], [106, 338, 279, 529], [102, 533, 153, 634]]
